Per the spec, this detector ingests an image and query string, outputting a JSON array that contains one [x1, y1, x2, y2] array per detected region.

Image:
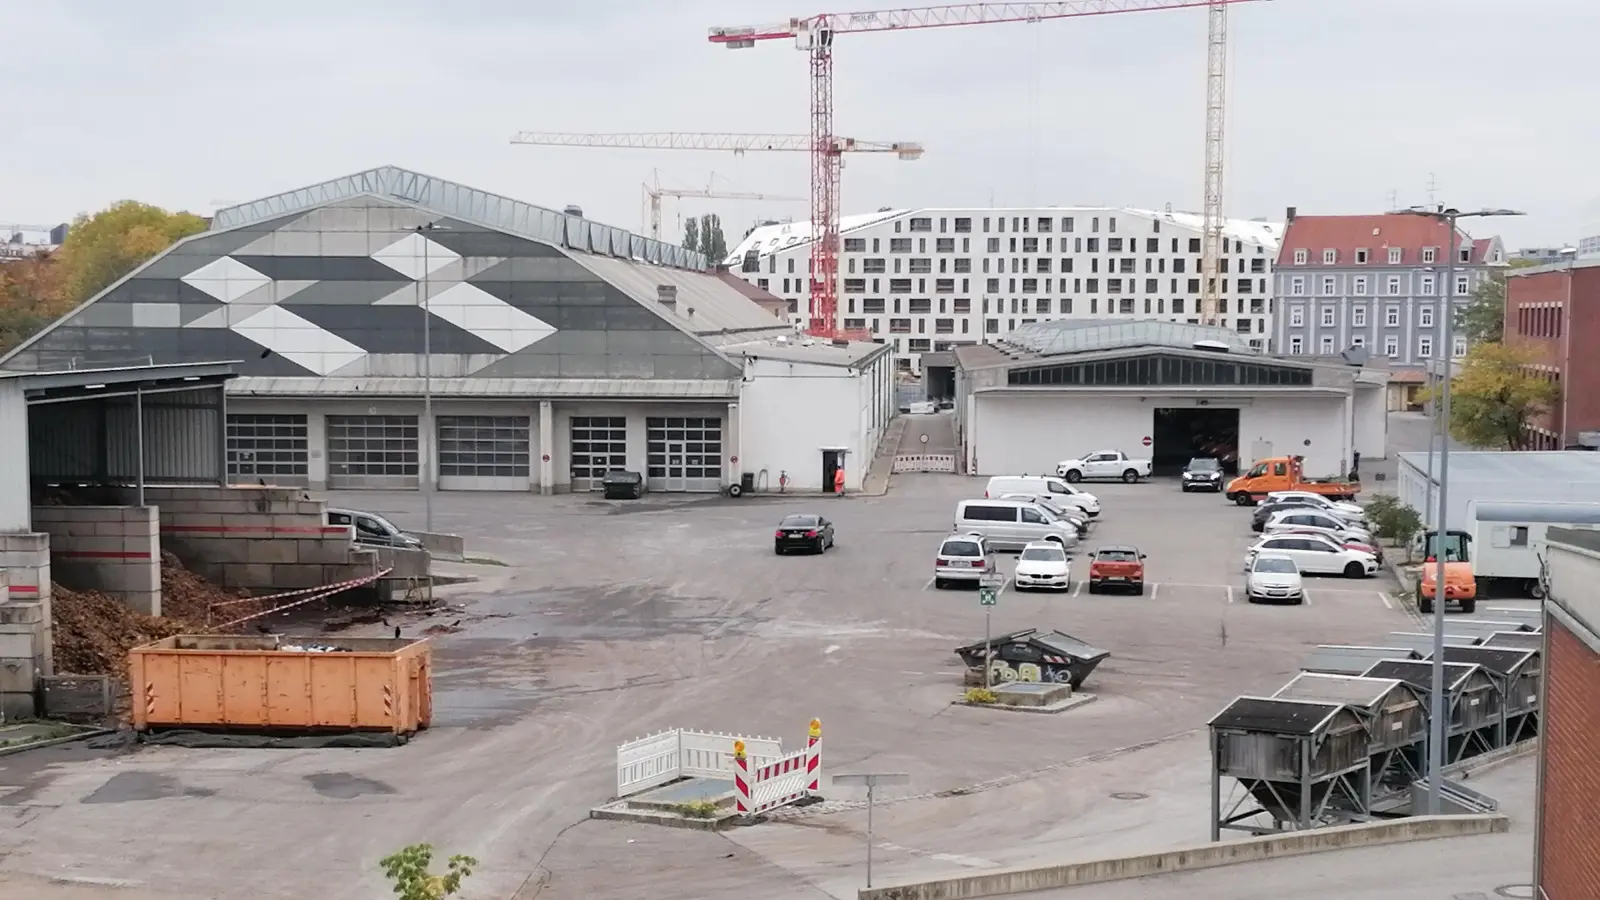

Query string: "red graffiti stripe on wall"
[[161, 525, 350, 536], [7, 585, 40, 595], [55, 551, 153, 560]]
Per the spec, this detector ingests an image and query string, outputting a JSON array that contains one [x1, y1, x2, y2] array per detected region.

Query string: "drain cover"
[[1495, 886, 1535, 899], [1109, 792, 1148, 801]]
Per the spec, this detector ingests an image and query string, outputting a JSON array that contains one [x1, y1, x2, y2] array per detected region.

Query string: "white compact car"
[[934, 533, 997, 589], [1014, 541, 1072, 591], [1247, 533, 1378, 578], [1245, 553, 1305, 604], [1264, 491, 1365, 521], [1261, 508, 1373, 544]]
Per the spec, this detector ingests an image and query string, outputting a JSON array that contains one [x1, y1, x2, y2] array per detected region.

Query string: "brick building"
[[1504, 258, 1600, 449], [1539, 528, 1600, 899]]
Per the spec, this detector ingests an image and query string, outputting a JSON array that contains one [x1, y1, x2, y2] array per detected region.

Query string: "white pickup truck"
[[1055, 450, 1153, 484]]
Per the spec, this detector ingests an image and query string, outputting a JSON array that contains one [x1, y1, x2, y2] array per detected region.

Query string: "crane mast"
[[1199, 0, 1227, 326]]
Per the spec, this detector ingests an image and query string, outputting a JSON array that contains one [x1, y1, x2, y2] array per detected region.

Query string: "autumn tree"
[[0, 254, 65, 353], [1456, 258, 1539, 345], [379, 844, 477, 900], [52, 201, 207, 305], [1426, 342, 1559, 450]]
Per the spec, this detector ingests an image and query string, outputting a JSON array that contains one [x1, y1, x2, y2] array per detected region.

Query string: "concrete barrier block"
[[246, 540, 301, 565], [295, 501, 328, 516], [269, 564, 327, 590], [856, 815, 1511, 900], [122, 590, 160, 616], [0, 605, 43, 626], [226, 563, 276, 590], [0, 631, 35, 658], [294, 539, 348, 565], [29, 506, 66, 523], [0, 533, 49, 553], [414, 531, 466, 560], [165, 512, 226, 530], [0, 656, 37, 693]]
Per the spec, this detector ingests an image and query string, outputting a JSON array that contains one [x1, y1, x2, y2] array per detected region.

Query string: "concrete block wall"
[[0, 532, 51, 607], [109, 486, 376, 594], [0, 568, 48, 717], [32, 505, 161, 616]]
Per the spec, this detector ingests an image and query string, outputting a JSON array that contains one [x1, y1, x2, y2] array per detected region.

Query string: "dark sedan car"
[[1180, 457, 1225, 492], [774, 514, 835, 555]]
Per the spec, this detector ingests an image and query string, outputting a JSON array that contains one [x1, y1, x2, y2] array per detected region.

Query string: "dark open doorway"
[[822, 449, 844, 493], [1152, 407, 1240, 476]]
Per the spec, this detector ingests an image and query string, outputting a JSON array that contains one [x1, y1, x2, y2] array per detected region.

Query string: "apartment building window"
[[986, 237, 1000, 253], [983, 217, 991, 232], [1086, 238, 1099, 253], [985, 318, 999, 333], [1453, 336, 1468, 358], [1145, 278, 1158, 293], [939, 218, 947, 233], [1289, 336, 1304, 354], [782, 278, 791, 293], [1351, 334, 1366, 347], [1293, 249, 1309, 264], [844, 278, 866, 293], [1021, 278, 1038, 293], [935, 278, 954, 293], [1420, 275, 1435, 295], [1387, 247, 1402, 264], [953, 298, 971, 313], [862, 298, 885, 313], [1385, 305, 1399, 326], [844, 237, 865, 252], [1384, 335, 1399, 358], [1022, 237, 1038, 253], [1459, 247, 1471, 263], [863, 258, 885, 273], [1455, 275, 1470, 296], [1089, 299, 1098, 314], [1422, 247, 1437, 263], [1107, 278, 1123, 293], [1062, 217, 1075, 232], [909, 258, 932, 274], [1419, 336, 1433, 357], [1250, 258, 1266, 274], [1419, 307, 1434, 328], [1086, 278, 1100, 293], [1386, 276, 1402, 295], [1355, 248, 1369, 264], [889, 278, 912, 293], [768, 256, 776, 274], [1290, 276, 1306, 296], [1238, 280, 1253, 295], [1107, 238, 1123, 253], [935, 318, 954, 333], [1188, 278, 1202, 293], [954, 217, 972, 232], [889, 318, 911, 333], [756, 278, 769, 291], [954, 258, 972, 273], [908, 298, 932, 314], [1320, 306, 1335, 327], [1119, 258, 1135, 274], [1173, 258, 1186, 274], [1037, 258, 1052, 274], [843, 318, 866, 330], [936, 238, 955, 253], [1172, 298, 1184, 314], [1322, 249, 1336, 264], [894, 221, 902, 233], [1352, 275, 1367, 295], [1352, 306, 1366, 327], [1037, 299, 1052, 314], [1188, 238, 1201, 254], [1321, 276, 1335, 294], [890, 238, 912, 253], [1007, 278, 1016, 292], [1289, 306, 1304, 327]]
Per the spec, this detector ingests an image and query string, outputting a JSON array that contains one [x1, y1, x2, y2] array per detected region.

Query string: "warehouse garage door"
[[226, 413, 310, 487], [570, 416, 627, 492], [438, 415, 532, 492], [647, 416, 723, 492], [326, 415, 419, 490]]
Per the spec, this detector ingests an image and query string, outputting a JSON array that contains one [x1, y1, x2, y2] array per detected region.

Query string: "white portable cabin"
[[1470, 500, 1600, 596]]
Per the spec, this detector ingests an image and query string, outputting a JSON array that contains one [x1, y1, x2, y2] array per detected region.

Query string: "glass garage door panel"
[[646, 416, 723, 492], [226, 414, 310, 487], [326, 415, 420, 490], [438, 415, 532, 492], [570, 416, 627, 492]]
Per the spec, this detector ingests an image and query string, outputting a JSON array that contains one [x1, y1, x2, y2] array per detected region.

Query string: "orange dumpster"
[[128, 635, 432, 735]]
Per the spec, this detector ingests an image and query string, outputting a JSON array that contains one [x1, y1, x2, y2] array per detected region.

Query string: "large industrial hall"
[[948, 320, 1388, 477], [1, 166, 895, 494]]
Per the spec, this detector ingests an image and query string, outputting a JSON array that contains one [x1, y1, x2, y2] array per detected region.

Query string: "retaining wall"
[[32, 505, 161, 615], [0, 567, 49, 717], [108, 486, 378, 594]]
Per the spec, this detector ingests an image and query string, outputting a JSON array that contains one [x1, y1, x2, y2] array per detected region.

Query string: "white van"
[[954, 499, 1079, 551], [984, 476, 1100, 517]]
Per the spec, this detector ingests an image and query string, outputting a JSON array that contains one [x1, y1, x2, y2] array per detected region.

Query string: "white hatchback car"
[[934, 533, 997, 589], [1246, 533, 1378, 579], [1014, 541, 1072, 591], [1245, 553, 1305, 604], [1261, 508, 1373, 544]]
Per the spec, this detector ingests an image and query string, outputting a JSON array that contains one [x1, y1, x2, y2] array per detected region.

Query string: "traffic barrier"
[[893, 454, 957, 473], [615, 728, 782, 797], [734, 719, 823, 815]]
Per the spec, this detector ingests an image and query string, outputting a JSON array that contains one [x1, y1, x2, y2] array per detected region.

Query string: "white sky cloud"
[[4, 0, 1596, 249]]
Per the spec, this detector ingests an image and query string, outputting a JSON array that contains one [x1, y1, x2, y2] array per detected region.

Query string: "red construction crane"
[[709, 0, 1267, 337]]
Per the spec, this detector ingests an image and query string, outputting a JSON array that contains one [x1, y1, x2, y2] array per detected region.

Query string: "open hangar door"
[[1152, 405, 1240, 476]]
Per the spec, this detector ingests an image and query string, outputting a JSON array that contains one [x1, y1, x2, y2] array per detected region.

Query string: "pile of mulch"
[[50, 553, 273, 676]]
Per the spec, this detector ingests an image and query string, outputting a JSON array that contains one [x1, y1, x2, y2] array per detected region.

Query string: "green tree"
[[53, 201, 207, 304], [1362, 494, 1425, 561], [1455, 258, 1538, 345], [379, 844, 477, 900], [681, 217, 699, 253], [1423, 342, 1559, 450], [697, 213, 727, 262]]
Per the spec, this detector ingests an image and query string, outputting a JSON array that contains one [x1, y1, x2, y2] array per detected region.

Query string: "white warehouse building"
[[952, 320, 1387, 478], [1, 166, 894, 495], [725, 206, 1285, 374]]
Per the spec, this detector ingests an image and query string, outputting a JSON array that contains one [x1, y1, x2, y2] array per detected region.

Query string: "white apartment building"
[[724, 207, 1285, 373]]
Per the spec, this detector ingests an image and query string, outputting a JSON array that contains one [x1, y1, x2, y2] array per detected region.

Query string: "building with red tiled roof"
[[714, 269, 789, 319], [1272, 207, 1505, 386]]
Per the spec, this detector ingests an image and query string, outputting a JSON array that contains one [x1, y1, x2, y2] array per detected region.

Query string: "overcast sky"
[[5, 0, 1595, 250]]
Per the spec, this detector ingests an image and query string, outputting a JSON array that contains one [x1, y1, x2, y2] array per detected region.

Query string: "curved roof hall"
[[1003, 319, 1261, 358]]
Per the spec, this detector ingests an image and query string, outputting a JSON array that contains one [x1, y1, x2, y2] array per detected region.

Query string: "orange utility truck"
[[1225, 455, 1361, 506]]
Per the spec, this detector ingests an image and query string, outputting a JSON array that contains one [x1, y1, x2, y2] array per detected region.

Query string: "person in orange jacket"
[[833, 465, 846, 496]]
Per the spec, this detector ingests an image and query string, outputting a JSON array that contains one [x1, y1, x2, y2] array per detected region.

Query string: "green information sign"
[[979, 588, 998, 607]]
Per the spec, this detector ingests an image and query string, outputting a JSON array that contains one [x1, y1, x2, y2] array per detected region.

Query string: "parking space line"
[[1072, 580, 1084, 597], [1302, 591, 1312, 606], [1150, 582, 1159, 599], [1379, 593, 1393, 609], [1226, 585, 1234, 604], [923, 578, 936, 591]]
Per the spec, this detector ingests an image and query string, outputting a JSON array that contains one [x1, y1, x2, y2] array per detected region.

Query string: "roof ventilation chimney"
[[1285, 206, 1297, 222], [563, 204, 584, 218], [656, 284, 678, 308], [831, 337, 849, 348]]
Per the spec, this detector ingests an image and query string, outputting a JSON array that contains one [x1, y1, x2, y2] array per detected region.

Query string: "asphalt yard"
[[0, 472, 1438, 900]]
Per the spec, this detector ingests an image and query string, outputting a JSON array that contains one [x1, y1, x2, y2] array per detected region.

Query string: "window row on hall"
[[842, 295, 1271, 316], [845, 314, 1269, 336], [1284, 272, 1475, 296], [1007, 355, 1312, 387]]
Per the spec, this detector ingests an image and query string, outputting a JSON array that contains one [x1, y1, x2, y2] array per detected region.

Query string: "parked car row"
[[1237, 489, 1379, 603]]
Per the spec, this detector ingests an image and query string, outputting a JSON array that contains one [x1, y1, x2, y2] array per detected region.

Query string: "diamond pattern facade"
[[3, 168, 761, 382]]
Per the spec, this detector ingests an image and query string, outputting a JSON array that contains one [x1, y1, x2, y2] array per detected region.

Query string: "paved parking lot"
[[0, 473, 1452, 900]]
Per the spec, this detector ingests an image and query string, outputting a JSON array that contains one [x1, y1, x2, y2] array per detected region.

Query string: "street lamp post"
[[1391, 205, 1524, 815], [415, 224, 439, 533]]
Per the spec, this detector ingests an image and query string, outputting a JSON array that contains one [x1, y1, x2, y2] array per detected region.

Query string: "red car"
[[1088, 545, 1147, 595]]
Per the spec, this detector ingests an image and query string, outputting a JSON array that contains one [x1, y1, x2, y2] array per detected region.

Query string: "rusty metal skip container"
[[128, 635, 432, 735]]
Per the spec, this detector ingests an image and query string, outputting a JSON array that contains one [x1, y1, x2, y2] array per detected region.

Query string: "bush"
[[674, 800, 723, 818], [1363, 495, 1424, 559], [964, 687, 998, 704], [380, 844, 477, 900]]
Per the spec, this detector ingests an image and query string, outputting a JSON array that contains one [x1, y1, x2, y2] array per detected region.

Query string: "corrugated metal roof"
[[569, 255, 793, 347], [1361, 659, 1480, 692], [1004, 319, 1261, 357], [1399, 451, 1600, 484], [1301, 645, 1422, 676], [226, 376, 739, 399], [1474, 501, 1600, 525], [728, 337, 889, 368], [1210, 696, 1341, 735], [1273, 673, 1405, 709]]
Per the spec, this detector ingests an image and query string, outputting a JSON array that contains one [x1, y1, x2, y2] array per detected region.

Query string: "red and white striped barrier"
[[734, 719, 823, 816]]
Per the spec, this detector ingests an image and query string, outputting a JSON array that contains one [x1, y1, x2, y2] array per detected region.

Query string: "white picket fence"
[[616, 728, 783, 797], [893, 454, 957, 473]]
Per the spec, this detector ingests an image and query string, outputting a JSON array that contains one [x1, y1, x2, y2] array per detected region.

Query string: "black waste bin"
[[954, 628, 1110, 689], [734, 472, 755, 497], [601, 470, 645, 500]]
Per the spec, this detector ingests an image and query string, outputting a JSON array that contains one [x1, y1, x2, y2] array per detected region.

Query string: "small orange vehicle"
[[1088, 545, 1147, 595], [1418, 530, 1478, 614], [1225, 455, 1361, 506]]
